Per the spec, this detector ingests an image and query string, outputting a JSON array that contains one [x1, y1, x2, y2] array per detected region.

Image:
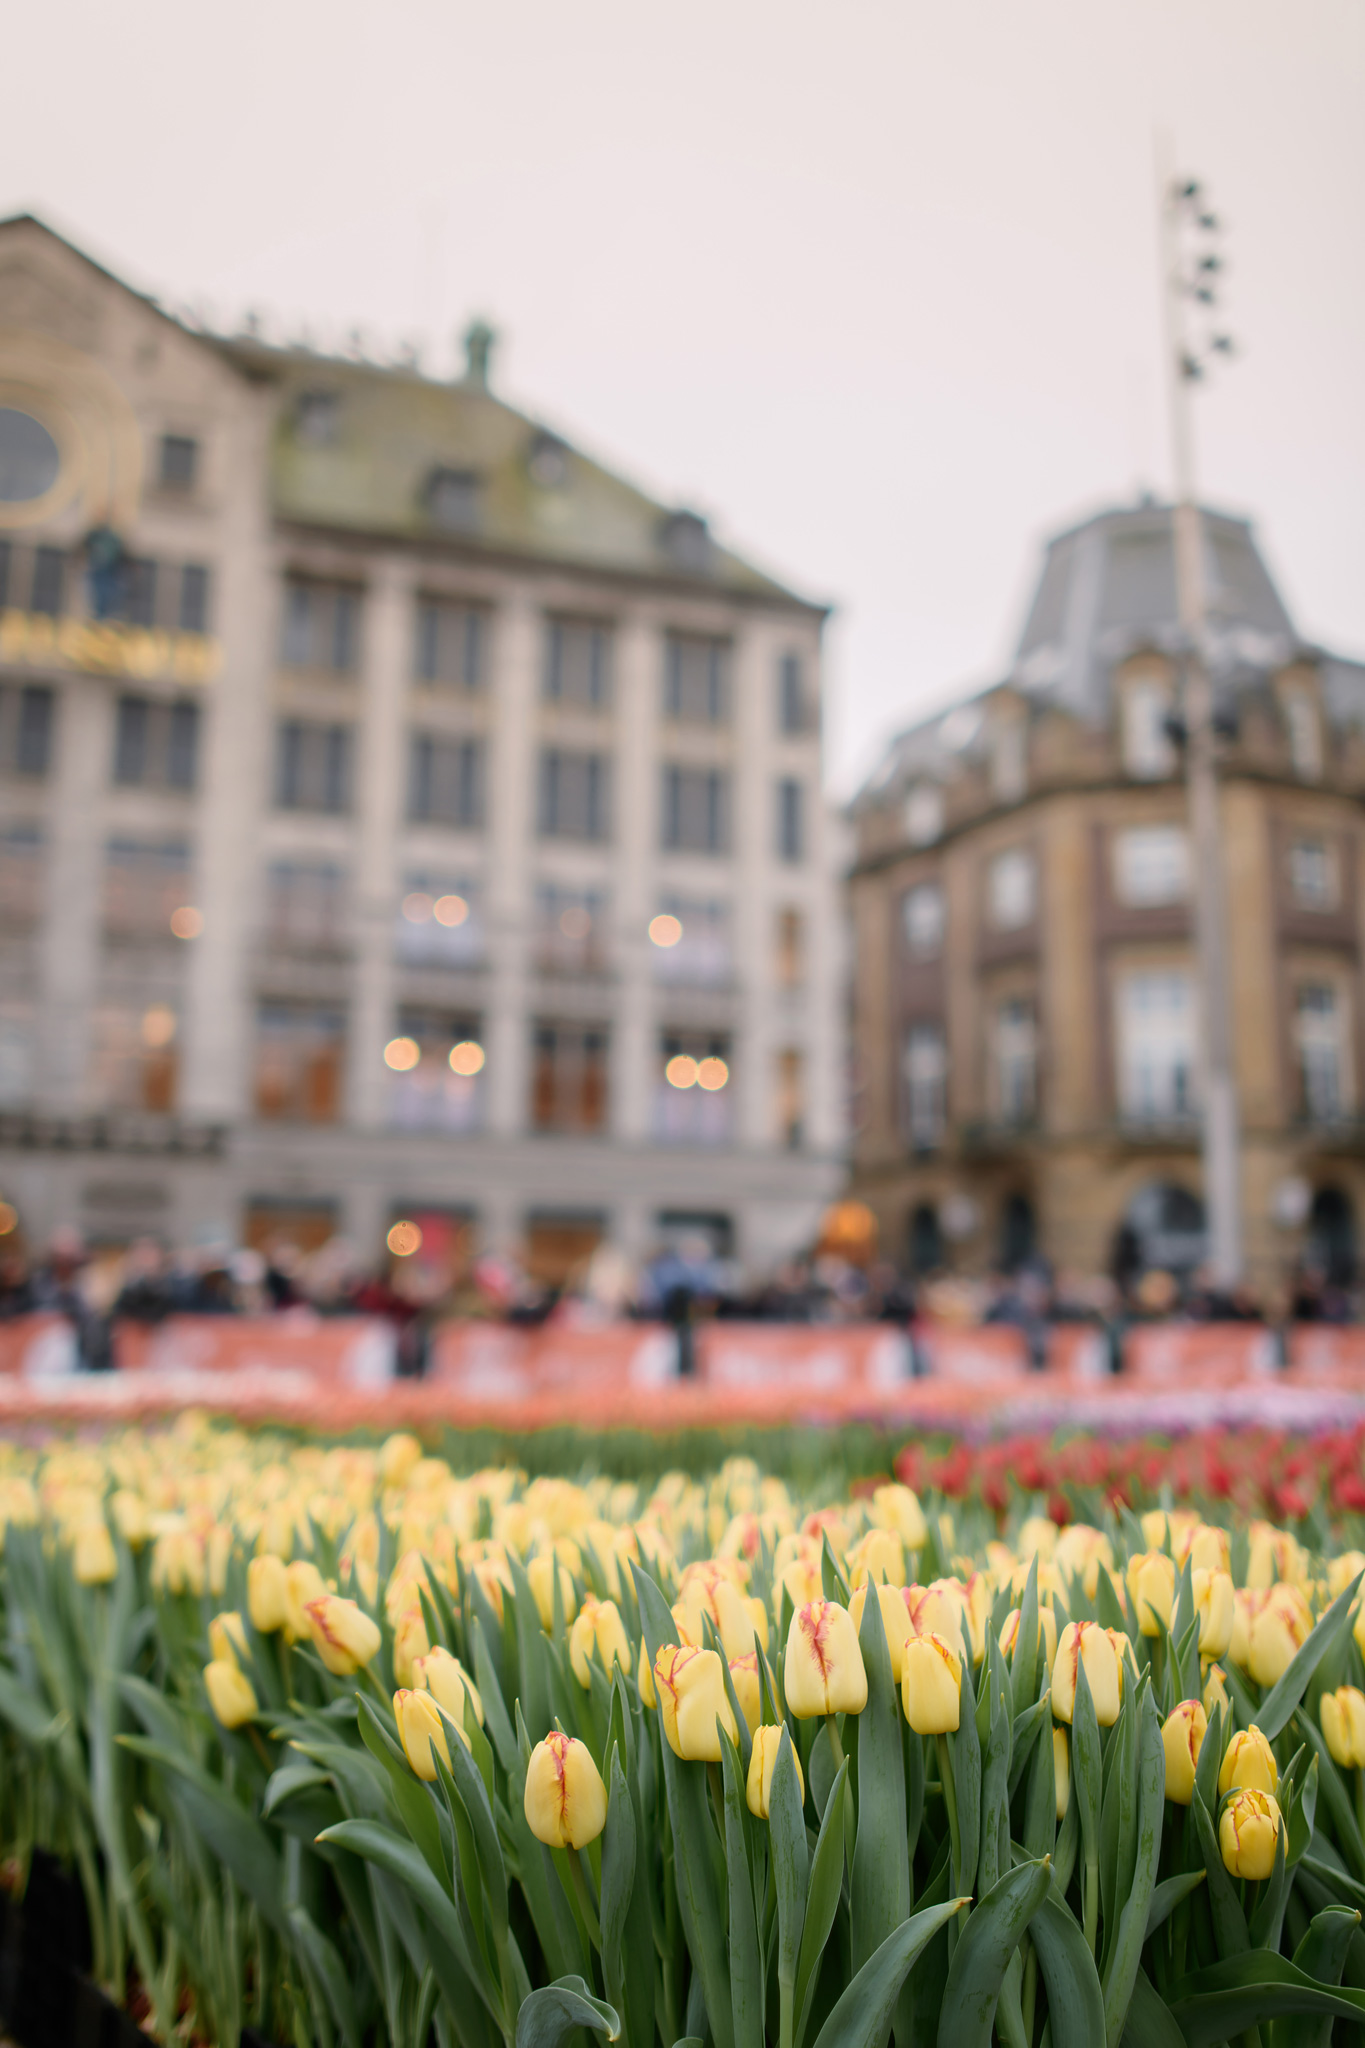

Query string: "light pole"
[[1157, 150, 1241, 1286]]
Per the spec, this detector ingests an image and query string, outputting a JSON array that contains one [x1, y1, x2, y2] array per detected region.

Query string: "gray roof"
[[1012, 501, 1298, 715]]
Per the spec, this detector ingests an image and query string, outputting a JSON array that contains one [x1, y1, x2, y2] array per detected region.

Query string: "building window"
[[0, 1003, 33, 1107], [775, 1047, 805, 1150], [1283, 688, 1323, 781], [88, 1003, 180, 1114], [664, 634, 729, 725], [30, 547, 65, 617], [901, 882, 945, 958], [386, 1009, 485, 1133], [1296, 984, 1348, 1123], [1116, 970, 1196, 1122], [276, 720, 352, 812], [101, 838, 193, 942], [777, 777, 805, 863], [1289, 838, 1336, 910], [114, 559, 158, 628], [535, 884, 608, 975], [655, 1030, 732, 1145], [989, 715, 1027, 803], [254, 1004, 346, 1122], [775, 906, 805, 987], [113, 696, 200, 791], [662, 764, 729, 855], [995, 997, 1037, 1123], [987, 847, 1036, 929], [1113, 824, 1189, 907], [425, 467, 480, 532], [264, 861, 348, 952], [649, 897, 732, 984], [179, 564, 210, 635], [539, 748, 610, 841], [0, 823, 43, 930], [158, 435, 198, 491], [903, 1023, 946, 1150], [409, 733, 485, 827], [905, 781, 944, 846], [396, 875, 484, 965], [294, 391, 340, 444], [280, 577, 360, 672], [530, 1022, 609, 1133], [415, 597, 485, 688], [0, 684, 54, 777], [778, 652, 808, 735], [545, 619, 611, 710], [1122, 676, 1175, 780]]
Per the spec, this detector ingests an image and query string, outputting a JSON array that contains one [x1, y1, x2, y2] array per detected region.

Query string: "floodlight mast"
[[1157, 142, 1242, 1287]]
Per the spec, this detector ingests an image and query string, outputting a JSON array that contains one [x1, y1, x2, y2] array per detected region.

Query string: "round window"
[[0, 407, 61, 504]]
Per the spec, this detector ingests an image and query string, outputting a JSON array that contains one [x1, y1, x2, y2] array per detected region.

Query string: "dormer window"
[[294, 391, 340, 446], [989, 713, 1027, 803], [1121, 673, 1176, 780], [426, 468, 481, 534], [527, 432, 569, 488], [904, 782, 944, 847], [1282, 684, 1323, 780], [659, 510, 712, 575], [158, 434, 198, 491]]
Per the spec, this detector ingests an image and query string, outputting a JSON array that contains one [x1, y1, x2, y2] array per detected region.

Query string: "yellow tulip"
[[1203, 1664, 1230, 1721], [1053, 1524, 1114, 1601], [784, 1600, 868, 1718], [1192, 1569, 1235, 1662], [1051, 1621, 1122, 1728], [638, 1636, 657, 1707], [393, 1608, 431, 1688], [395, 1687, 451, 1780], [1053, 1727, 1070, 1820], [569, 1597, 631, 1687], [71, 1519, 117, 1586], [527, 1553, 579, 1631], [901, 1630, 961, 1734], [284, 1558, 328, 1642], [729, 1652, 763, 1734], [248, 1553, 290, 1634], [378, 1433, 424, 1489], [846, 1528, 906, 1590], [1219, 1725, 1278, 1798], [1019, 1515, 1059, 1561], [1220, 1787, 1283, 1881], [209, 1610, 248, 1667], [654, 1644, 739, 1760], [848, 1580, 915, 1679], [1127, 1551, 1176, 1638], [305, 1595, 382, 1675], [1161, 1700, 1207, 1805], [1247, 1521, 1307, 1591], [871, 1482, 928, 1550], [1328, 1550, 1365, 1601], [1179, 1522, 1231, 1576], [1247, 1585, 1312, 1688], [110, 1490, 151, 1549], [204, 1658, 257, 1729], [412, 1646, 482, 1738], [1321, 1686, 1365, 1770], [903, 1584, 968, 1666], [779, 1556, 823, 1610], [524, 1731, 608, 1848], [999, 1603, 1058, 1675], [746, 1724, 804, 1817]]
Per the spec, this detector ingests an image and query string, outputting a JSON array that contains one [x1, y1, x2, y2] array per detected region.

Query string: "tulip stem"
[[1356, 1768, 1365, 1849], [568, 1847, 601, 1951], [935, 1733, 962, 1890]]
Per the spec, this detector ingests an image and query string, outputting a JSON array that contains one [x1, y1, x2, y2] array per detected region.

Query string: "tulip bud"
[[524, 1731, 608, 1849], [901, 1630, 962, 1734], [1219, 1724, 1278, 1798], [1219, 1787, 1283, 1881], [1160, 1699, 1207, 1805], [1192, 1569, 1235, 1662], [1328, 1550, 1365, 1601], [848, 1580, 915, 1679], [110, 1490, 151, 1549], [1053, 1726, 1070, 1820], [1179, 1522, 1231, 1576], [903, 1584, 967, 1666], [958, 1574, 991, 1665], [1202, 1664, 1230, 1721], [638, 1636, 657, 1708], [1051, 1621, 1122, 1728], [728, 1653, 763, 1734], [393, 1608, 431, 1688], [654, 1643, 739, 1760], [871, 1483, 928, 1550], [395, 1687, 451, 1780], [209, 1610, 248, 1668], [999, 1603, 1058, 1676], [378, 1433, 423, 1489], [204, 1658, 258, 1729], [71, 1519, 117, 1586], [1127, 1550, 1176, 1638], [846, 1528, 906, 1590], [284, 1558, 328, 1642], [746, 1724, 805, 1817], [1321, 1686, 1365, 1770], [305, 1595, 382, 1676], [412, 1645, 482, 1740], [779, 1556, 823, 1610], [784, 1600, 868, 1718], [527, 1553, 579, 1631], [248, 1553, 290, 1634], [569, 1597, 631, 1688], [1247, 1585, 1311, 1688]]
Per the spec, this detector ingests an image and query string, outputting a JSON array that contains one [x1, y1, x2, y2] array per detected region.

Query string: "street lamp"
[[1157, 150, 1241, 1286]]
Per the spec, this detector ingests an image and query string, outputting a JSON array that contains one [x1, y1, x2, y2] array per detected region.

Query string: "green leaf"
[[1257, 1573, 1363, 1741], [771, 1726, 809, 1990], [1006, 1693, 1050, 1802], [1022, 1702, 1056, 1862], [515, 1976, 620, 2048], [1011, 1554, 1040, 1718], [600, 1746, 637, 2015], [719, 1727, 763, 2048], [1292, 1708, 1365, 1879], [1166, 1948, 1365, 2046], [1029, 1894, 1105, 2048], [288, 1903, 362, 2048], [1191, 1782, 1249, 1959], [1100, 1685, 1164, 2046], [851, 1566, 908, 1971], [1118, 1964, 1188, 2047], [935, 1855, 1052, 2048], [949, 1653, 981, 1903], [357, 1692, 450, 1889], [318, 1814, 499, 2024], [1144, 1869, 1205, 1940], [810, 1897, 966, 2048], [117, 1732, 286, 1932], [795, 1759, 849, 2048], [1269, 1904, 1361, 2048]]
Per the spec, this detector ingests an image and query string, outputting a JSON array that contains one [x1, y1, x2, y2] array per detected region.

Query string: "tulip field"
[[8, 1424, 1365, 2045]]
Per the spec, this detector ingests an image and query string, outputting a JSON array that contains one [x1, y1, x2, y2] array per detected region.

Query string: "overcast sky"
[[4, 1, 1361, 792]]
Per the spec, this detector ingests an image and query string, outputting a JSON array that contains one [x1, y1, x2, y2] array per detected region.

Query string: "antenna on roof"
[[463, 318, 496, 389]]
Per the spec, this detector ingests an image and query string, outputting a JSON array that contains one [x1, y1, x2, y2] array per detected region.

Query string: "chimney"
[[462, 318, 496, 389]]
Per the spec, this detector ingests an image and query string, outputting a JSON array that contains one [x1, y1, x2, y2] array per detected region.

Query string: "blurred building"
[[0, 217, 842, 1280], [849, 500, 1365, 1291]]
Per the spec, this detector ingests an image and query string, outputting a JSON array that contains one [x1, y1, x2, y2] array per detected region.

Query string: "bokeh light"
[[559, 905, 591, 939], [649, 914, 682, 948], [384, 1036, 421, 1071], [449, 1039, 485, 1077], [386, 1219, 422, 1257], [434, 894, 468, 927], [665, 1054, 698, 1089], [0, 1201, 17, 1236], [402, 892, 434, 923], [169, 905, 203, 940], [697, 1057, 729, 1091], [141, 1005, 177, 1048]]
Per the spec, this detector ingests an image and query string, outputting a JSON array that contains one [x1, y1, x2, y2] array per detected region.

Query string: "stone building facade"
[[849, 500, 1365, 1292], [0, 217, 842, 1281]]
